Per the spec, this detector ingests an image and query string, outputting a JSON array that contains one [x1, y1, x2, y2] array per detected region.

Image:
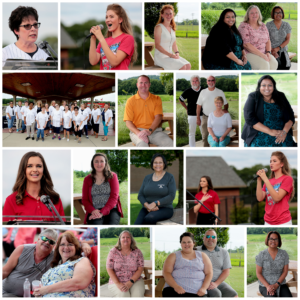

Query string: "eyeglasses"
[[40, 236, 55, 245], [205, 235, 216, 239], [207, 80, 215, 82], [274, 12, 283, 15], [19, 23, 41, 30], [59, 243, 75, 248], [268, 238, 279, 242]]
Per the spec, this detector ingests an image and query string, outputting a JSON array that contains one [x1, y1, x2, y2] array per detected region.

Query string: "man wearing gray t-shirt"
[[197, 229, 238, 297]]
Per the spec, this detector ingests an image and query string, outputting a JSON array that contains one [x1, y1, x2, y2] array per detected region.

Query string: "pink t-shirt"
[[262, 175, 293, 225], [106, 247, 144, 284], [96, 33, 134, 70], [238, 22, 270, 54]]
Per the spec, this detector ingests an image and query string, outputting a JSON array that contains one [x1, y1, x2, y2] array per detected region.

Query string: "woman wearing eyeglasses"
[[194, 176, 220, 225], [3, 151, 65, 224], [2, 6, 49, 67], [256, 231, 292, 297]]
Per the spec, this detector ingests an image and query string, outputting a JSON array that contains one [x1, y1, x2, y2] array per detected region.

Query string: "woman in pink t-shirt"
[[256, 151, 294, 225], [89, 4, 137, 70]]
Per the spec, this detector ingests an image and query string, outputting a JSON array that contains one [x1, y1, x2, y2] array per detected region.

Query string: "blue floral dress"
[[41, 257, 96, 297], [245, 101, 296, 147]]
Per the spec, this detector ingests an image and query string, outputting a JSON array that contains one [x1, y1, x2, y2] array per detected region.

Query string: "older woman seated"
[[33, 231, 96, 298], [266, 6, 292, 70], [256, 231, 292, 297], [238, 5, 278, 70], [242, 75, 296, 147], [106, 231, 145, 297], [162, 232, 212, 297], [207, 96, 232, 147]]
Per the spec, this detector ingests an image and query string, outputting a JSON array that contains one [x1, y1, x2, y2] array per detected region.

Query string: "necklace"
[[121, 249, 131, 256], [153, 171, 165, 181]]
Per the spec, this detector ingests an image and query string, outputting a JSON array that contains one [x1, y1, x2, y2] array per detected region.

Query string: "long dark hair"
[[197, 176, 213, 193], [212, 9, 242, 39], [256, 75, 287, 111], [90, 153, 113, 183], [13, 152, 60, 205]]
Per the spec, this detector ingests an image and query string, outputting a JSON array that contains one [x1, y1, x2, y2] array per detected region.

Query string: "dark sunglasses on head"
[[40, 236, 55, 245], [206, 235, 216, 239], [19, 23, 41, 30]]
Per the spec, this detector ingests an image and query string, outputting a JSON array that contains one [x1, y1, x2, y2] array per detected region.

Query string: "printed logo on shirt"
[[158, 184, 165, 189], [100, 42, 121, 70], [266, 182, 281, 206]]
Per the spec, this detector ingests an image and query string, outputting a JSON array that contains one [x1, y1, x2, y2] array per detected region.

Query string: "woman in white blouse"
[[73, 106, 87, 144], [62, 105, 72, 142], [91, 104, 101, 138], [102, 103, 113, 141], [51, 104, 63, 140], [24, 102, 37, 140], [207, 97, 232, 147]]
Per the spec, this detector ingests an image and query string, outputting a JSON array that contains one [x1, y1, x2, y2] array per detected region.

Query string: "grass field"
[[247, 234, 297, 284], [144, 36, 199, 70], [130, 191, 179, 224], [118, 95, 174, 145], [73, 175, 128, 225], [100, 237, 150, 285], [241, 73, 298, 128]]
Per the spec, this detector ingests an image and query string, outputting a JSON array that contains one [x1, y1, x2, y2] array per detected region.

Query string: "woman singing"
[[256, 151, 294, 225], [194, 176, 220, 225]]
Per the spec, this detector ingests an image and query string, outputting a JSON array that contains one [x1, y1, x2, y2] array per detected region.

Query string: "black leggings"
[[87, 208, 120, 225], [259, 284, 292, 297], [93, 123, 99, 134], [134, 207, 174, 225], [277, 51, 290, 70], [196, 212, 216, 225], [75, 126, 82, 137], [163, 287, 206, 297]]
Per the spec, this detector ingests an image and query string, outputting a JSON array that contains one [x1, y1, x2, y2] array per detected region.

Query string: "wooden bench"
[[73, 193, 85, 225], [227, 119, 239, 147], [143, 260, 153, 297], [144, 42, 164, 70], [155, 270, 165, 297], [156, 208, 183, 225]]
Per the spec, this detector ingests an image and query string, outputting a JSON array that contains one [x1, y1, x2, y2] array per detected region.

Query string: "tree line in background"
[[177, 19, 199, 25], [201, 2, 242, 10], [100, 227, 149, 238], [176, 76, 238, 92], [247, 227, 297, 235]]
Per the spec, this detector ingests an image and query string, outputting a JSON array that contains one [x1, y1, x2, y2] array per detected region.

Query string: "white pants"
[[265, 219, 292, 225], [246, 53, 278, 70], [107, 279, 145, 297], [188, 115, 202, 147]]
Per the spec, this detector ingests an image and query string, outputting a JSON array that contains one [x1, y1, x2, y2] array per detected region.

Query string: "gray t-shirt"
[[197, 245, 232, 282], [91, 181, 111, 209]]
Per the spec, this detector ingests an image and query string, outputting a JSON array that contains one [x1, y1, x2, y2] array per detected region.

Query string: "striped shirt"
[[164, 251, 206, 294], [2, 43, 49, 67]]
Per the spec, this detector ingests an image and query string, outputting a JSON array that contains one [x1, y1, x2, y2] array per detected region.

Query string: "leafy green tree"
[[229, 201, 251, 224], [293, 228, 297, 236], [201, 3, 208, 10], [240, 3, 277, 22], [187, 227, 230, 248], [176, 78, 190, 91]]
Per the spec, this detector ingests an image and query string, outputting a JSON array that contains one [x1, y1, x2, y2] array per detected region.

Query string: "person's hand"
[[271, 48, 279, 58], [116, 282, 129, 292], [170, 54, 179, 59], [175, 52, 180, 58], [197, 287, 206, 297], [81, 242, 92, 257], [137, 130, 149, 144], [90, 209, 102, 219], [201, 194, 211, 203], [90, 25, 104, 41], [275, 130, 287, 144], [219, 136, 225, 142], [9, 116, 11, 119], [124, 281, 133, 290], [214, 219, 218, 225], [266, 284, 278, 295], [33, 286, 48, 297], [208, 282, 218, 290], [242, 54, 247, 64], [43, 125, 46, 129], [237, 59, 244, 66], [174, 285, 185, 294], [197, 118, 201, 126], [269, 129, 281, 137], [213, 136, 219, 142], [151, 206, 159, 212], [256, 169, 268, 182], [264, 53, 271, 62], [147, 202, 157, 211]]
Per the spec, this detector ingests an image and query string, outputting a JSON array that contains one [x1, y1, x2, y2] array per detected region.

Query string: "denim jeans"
[[6, 116, 15, 129], [37, 129, 44, 139], [84, 124, 88, 136], [22, 120, 26, 131], [134, 207, 174, 225]]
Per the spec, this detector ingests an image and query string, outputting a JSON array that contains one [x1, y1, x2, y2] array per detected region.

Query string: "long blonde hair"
[[243, 5, 263, 25], [156, 4, 176, 31], [106, 4, 137, 64]]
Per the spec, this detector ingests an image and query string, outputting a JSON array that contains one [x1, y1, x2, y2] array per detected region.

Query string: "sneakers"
[[78, 140, 81, 143], [86, 136, 89, 139], [32, 137, 34, 140], [49, 130, 52, 133], [62, 137, 66, 140], [72, 133, 75, 136], [16, 129, 19, 132], [26, 137, 30, 140], [42, 138, 44, 142], [75, 137, 78, 141], [58, 136, 61, 140], [36, 138, 39, 142], [67, 139, 69, 142], [52, 135, 56, 139]]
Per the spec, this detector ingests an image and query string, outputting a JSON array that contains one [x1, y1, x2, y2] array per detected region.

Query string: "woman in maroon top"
[[193, 176, 220, 225], [3, 151, 65, 223]]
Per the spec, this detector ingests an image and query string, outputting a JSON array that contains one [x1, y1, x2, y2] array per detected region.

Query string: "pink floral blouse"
[[238, 22, 270, 54], [106, 247, 144, 284]]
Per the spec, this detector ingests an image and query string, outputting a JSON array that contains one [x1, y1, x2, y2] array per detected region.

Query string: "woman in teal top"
[[134, 153, 176, 225]]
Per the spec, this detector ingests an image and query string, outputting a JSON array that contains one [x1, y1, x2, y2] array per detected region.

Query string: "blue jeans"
[[84, 124, 88, 136], [103, 121, 108, 136], [22, 120, 26, 131], [134, 207, 174, 225], [6, 116, 15, 129], [37, 129, 44, 139], [208, 135, 231, 147]]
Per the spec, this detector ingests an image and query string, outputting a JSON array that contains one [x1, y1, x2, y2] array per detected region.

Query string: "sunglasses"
[[40, 236, 55, 245], [205, 235, 216, 239], [19, 23, 41, 30]]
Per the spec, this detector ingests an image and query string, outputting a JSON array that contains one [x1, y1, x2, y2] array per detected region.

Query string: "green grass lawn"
[[100, 237, 150, 285], [118, 95, 174, 145], [73, 175, 128, 225], [225, 267, 244, 297], [144, 36, 199, 70], [241, 73, 298, 128], [247, 234, 297, 284], [130, 191, 179, 224]]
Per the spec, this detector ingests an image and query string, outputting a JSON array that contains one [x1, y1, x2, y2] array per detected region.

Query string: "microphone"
[[40, 195, 66, 225], [253, 168, 269, 180], [85, 24, 104, 38], [37, 41, 58, 58]]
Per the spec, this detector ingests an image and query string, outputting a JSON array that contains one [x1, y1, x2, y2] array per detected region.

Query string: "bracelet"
[[175, 51, 179, 54]]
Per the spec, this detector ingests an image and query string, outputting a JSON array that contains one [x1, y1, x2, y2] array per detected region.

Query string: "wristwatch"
[[130, 279, 135, 284], [277, 281, 281, 286], [149, 128, 153, 135], [279, 46, 282, 50], [266, 51, 271, 54]]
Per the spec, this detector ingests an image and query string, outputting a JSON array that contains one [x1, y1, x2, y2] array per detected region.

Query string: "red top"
[[262, 175, 293, 225], [3, 191, 65, 222], [82, 173, 123, 224], [96, 33, 134, 70], [194, 189, 220, 214]]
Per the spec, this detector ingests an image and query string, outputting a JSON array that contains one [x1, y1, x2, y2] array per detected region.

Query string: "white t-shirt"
[[21, 105, 29, 121], [60, 106, 65, 112], [79, 109, 88, 125], [2, 43, 49, 67], [73, 113, 85, 130], [85, 107, 92, 116], [14, 105, 22, 119], [6, 106, 15, 117], [196, 88, 228, 116], [92, 109, 101, 124], [63, 111, 73, 129], [36, 112, 49, 129], [208, 112, 232, 137], [52, 109, 63, 127], [24, 108, 37, 125], [104, 109, 113, 126], [49, 106, 56, 116]]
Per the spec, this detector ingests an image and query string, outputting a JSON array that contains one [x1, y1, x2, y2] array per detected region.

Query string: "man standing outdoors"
[[49, 100, 56, 133], [196, 76, 229, 147], [6, 102, 15, 133], [123, 75, 173, 147], [197, 229, 238, 298], [179, 75, 203, 147], [14, 101, 23, 133], [20, 100, 29, 133]]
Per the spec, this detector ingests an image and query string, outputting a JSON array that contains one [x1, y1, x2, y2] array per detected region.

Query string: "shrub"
[[176, 106, 189, 137], [201, 10, 220, 34], [240, 3, 277, 23], [229, 201, 251, 224]]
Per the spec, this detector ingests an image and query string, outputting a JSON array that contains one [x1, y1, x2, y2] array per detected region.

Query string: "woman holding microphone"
[[256, 151, 294, 225]]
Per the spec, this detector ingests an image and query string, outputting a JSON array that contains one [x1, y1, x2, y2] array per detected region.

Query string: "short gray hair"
[[190, 75, 200, 84], [204, 228, 217, 236], [39, 228, 58, 242]]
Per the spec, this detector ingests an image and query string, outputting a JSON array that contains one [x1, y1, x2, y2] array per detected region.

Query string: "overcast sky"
[[176, 72, 238, 81]]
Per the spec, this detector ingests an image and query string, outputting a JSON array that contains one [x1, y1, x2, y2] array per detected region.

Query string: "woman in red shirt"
[[256, 151, 294, 225], [193, 176, 220, 225], [3, 152, 65, 224], [89, 4, 137, 70]]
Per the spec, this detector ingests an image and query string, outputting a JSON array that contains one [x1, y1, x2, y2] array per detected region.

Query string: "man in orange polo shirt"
[[123, 75, 173, 147]]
